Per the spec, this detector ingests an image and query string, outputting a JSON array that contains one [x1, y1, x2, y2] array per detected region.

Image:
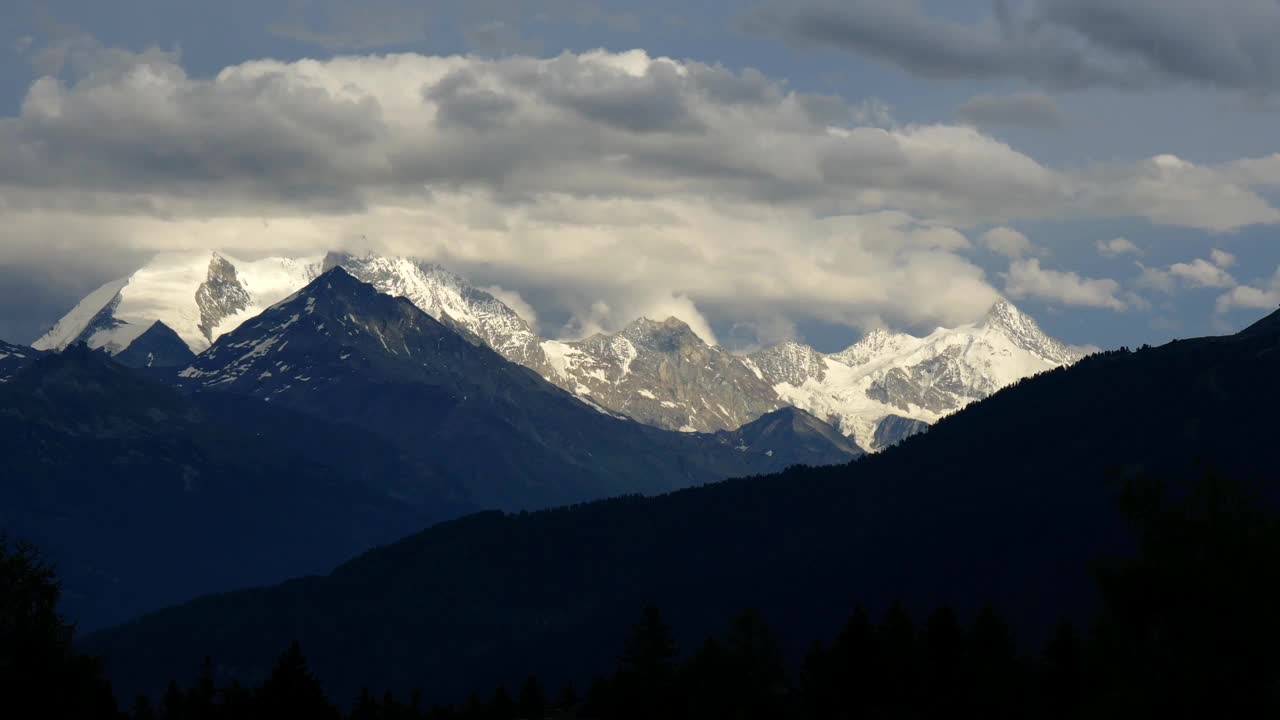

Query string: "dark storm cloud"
[[425, 70, 520, 131], [744, 0, 1280, 93], [956, 93, 1065, 129]]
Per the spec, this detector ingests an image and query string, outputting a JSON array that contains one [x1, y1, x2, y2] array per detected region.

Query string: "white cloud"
[[1096, 237, 1142, 258], [980, 227, 1035, 258], [481, 285, 539, 329], [1210, 248, 1237, 268], [1005, 259, 1127, 310], [1216, 268, 1280, 313], [1168, 258, 1237, 288], [3, 47, 1278, 338], [1081, 154, 1280, 232]]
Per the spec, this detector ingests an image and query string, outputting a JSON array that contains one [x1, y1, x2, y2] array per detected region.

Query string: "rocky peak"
[[748, 340, 826, 387], [829, 326, 921, 368], [978, 298, 1081, 365], [620, 317, 704, 352], [195, 252, 251, 343]]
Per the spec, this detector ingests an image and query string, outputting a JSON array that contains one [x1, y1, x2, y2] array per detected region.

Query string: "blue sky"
[[2, 0, 1278, 352]]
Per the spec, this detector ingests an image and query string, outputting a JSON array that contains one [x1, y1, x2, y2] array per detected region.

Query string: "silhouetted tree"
[[131, 696, 159, 720], [488, 685, 515, 720], [1040, 621, 1083, 720], [0, 536, 119, 719], [554, 683, 578, 714], [256, 641, 339, 719], [518, 676, 546, 719], [613, 606, 678, 719], [1090, 476, 1280, 717], [921, 606, 965, 716], [875, 602, 918, 712], [968, 606, 1022, 718]]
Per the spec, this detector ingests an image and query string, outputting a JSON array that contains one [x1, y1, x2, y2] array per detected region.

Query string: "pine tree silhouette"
[[0, 536, 119, 719], [614, 606, 678, 719], [518, 676, 546, 719], [256, 641, 339, 719]]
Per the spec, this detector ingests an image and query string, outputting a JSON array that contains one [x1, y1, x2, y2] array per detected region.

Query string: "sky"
[[1, 0, 1278, 353]]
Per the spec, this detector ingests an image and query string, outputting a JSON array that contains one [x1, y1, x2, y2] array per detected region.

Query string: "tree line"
[[5, 475, 1280, 718]]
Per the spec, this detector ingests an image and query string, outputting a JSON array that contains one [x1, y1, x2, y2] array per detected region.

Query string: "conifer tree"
[[0, 536, 119, 719], [518, 676, 546, 719], [489, 685, 515, 720], [614, 606, 678, 719], [256, 641, 339, 719]]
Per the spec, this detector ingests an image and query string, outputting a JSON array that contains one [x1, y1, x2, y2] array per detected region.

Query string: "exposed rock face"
[[747, 341, 827, 387], [541, 318, 785, 433], [195, 254, 251, 344]]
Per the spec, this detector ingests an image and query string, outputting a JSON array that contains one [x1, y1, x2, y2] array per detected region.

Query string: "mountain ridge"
[[84, 306, 1280, 705], [37, 250, 1084, 448]]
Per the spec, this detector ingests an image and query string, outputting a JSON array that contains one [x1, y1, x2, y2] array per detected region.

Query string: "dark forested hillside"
[[0, 271, 857, 632], [0, 347, 463, 631], [86, 309, 1280, 704]]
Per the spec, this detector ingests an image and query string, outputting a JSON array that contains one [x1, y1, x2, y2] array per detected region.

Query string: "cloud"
[[1216, 268, 1280, 313], [956, 93, 1065, 130], [744, 0, 1280, 93], [981, 226, 1035, 258], [1096, 237, 1141, 257], [1133, 263, 1176, 294], [1079, 154, 1280, 232], [2, 46, 1277, 340], [1135, 250, 1242, 301], [1168, 258, 1237, 288], [482, 285, 539, 328], [1005, 258, 1127, 310]]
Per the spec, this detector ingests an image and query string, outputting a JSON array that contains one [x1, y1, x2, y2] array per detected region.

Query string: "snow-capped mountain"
[[325, 253, 558, 378], [0, 341, 41, 383], [751, 300, 1084, 450], [34, 251, 321, 359], [179, 267, 857, 509], [39, 250, 1083, 451], [328, 253, 784, 432]]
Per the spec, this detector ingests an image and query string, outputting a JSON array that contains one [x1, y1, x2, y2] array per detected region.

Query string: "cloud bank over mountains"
[[1, 40, 1277, 345]]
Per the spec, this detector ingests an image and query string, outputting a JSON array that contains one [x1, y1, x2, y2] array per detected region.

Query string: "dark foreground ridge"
[[85, 309, 1280, 704]]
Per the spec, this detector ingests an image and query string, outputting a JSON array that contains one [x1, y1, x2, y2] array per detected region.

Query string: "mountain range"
[[1, 268, 857, 630], [85, 306, 1280, 705], [33, 250, 1084, 450]]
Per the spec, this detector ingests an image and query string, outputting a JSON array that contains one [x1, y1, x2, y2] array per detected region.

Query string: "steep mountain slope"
[[34, 251, 321, 357], [713, 406, 861, 469], [110, 321, 196, 369], [176, 268, 857, 510], [0, 340, 41, 382], [0, 347, 459, 632], [327, 253, 557, 378], [88, 310, 1280, 704], [751, 301, 1083, 449]]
